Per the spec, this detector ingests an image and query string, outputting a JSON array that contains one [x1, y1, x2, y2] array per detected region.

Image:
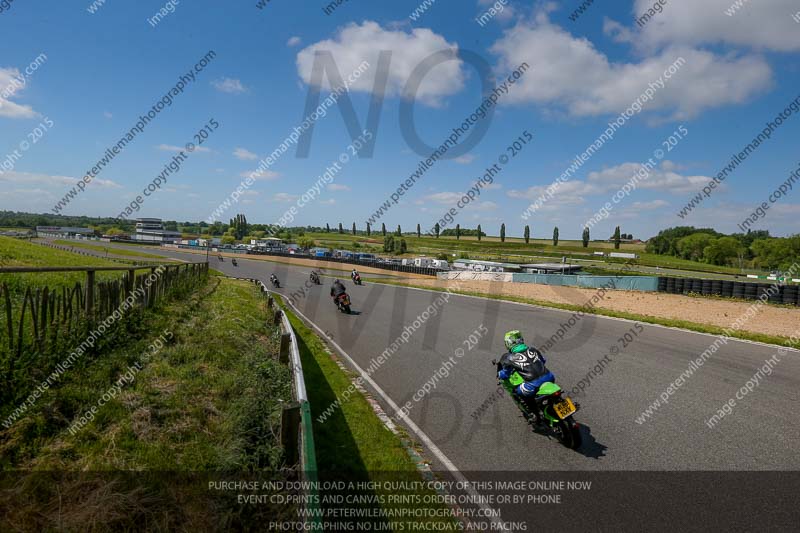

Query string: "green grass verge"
[[0, 277, 293, 529], [52, 239, 173, 260], [0, 236, 147, 288], [278, 297, 458, 529], [370, 279, 799, 348]]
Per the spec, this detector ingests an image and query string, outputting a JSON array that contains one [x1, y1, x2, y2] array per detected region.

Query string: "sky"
[[1, 0, 799, 240]]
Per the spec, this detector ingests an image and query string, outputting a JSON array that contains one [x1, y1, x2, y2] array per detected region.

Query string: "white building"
[[133, 218, 181, 243]]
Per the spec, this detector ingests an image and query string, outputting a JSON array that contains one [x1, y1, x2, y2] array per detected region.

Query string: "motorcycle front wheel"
[[343, 305, 351, 314]]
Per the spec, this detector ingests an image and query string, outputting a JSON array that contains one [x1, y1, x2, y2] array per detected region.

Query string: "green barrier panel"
[[511, 273, 660, 291], [300, 400, 322, 528]]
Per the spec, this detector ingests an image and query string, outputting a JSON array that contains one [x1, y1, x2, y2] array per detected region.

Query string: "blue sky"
[[1, 0, 799, 239]]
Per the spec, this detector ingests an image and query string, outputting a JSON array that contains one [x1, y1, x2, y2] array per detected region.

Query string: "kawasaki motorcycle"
[[492, 359, 582, 449]]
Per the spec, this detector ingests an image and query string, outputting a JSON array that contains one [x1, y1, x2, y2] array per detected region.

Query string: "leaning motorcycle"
[[493, 360, 582, 449], [334, 293, 351, 314], [352, 274, 363, 285]]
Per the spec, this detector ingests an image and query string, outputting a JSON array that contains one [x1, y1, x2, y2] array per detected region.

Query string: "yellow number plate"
[[553, 397, 576, 419]]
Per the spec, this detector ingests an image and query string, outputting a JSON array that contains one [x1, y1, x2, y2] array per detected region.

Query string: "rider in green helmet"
[[497, 330, 555, 420]]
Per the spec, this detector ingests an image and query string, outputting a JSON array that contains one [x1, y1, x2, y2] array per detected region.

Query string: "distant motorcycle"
[[271, 276, 281, 288], [352, 273, 363, 285], [310, 272, 321, 285], [231, 258, 238, 267], [218, 255, 224, 262]]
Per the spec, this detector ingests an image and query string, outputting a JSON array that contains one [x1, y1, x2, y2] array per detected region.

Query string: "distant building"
[[452, 259, 522, 273], [133, 218, 181, 243], [36, 226, 95, 239], [520, 263, 582, 274]]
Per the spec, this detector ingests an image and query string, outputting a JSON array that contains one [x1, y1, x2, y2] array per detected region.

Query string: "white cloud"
[[631, 199, 669, 210], [0, 68, 38, 119], [417, 192, 464, 205], [0, 171, 121, 191], [320, 198, 336, 205], [507, 161, 710, 211], [491, 13, 772, 119], [625, 0, 800, 53], [327, 183, 351, 191], [477, 0, 516, 23], [233, 147, 258, 160], [297, 21, 464, 106], [287, 36, 302, 47], [157, 143, 210, 153], [273, 192, 298, 202], [240, 169, 279, 180], [211, 77, 247, 94], [454, 154, 476, 164], [103, 111, 113, 119], [586, 161, 713, 194]]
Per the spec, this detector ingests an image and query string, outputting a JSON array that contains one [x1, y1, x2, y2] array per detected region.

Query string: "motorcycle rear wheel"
[[556, 418, 582, 449]]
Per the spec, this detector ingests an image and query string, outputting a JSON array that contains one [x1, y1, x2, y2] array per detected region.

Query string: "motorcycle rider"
[[270, 273, 278, 285], [310, 271, 320, 284], [497, 330, 555, 422], [351, 268, 360, 282], [330, 278, 346, 299]]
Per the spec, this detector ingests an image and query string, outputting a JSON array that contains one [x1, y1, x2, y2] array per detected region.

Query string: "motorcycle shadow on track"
[[525, 416, 607, 459]]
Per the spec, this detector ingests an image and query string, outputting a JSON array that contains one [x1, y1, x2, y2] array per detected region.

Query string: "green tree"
[[417, 223, 421, 238], [396, 224, 402, 236], [229, 214, 248, 240], [703, 236, 741, 266], [326, 223, 330, 233], [383, 235, 395, 252], [381, 223, 386, 236], [676, 233, 714, 261], [352, 222, 356, 235], [456, 224, 461, 240], [500, 223, 505, 243], [298, 236, 315, 250], [553, 227, 559, 246], [613, 226, 621, 249], [477, 224, 482, 242], [399, 238, 408, 254], [434, 223, 440, 238], [582, 227, 590, 248], [366, 223, 371, 236], [524, 225, 530, 244], [338, 223, 343, 234]]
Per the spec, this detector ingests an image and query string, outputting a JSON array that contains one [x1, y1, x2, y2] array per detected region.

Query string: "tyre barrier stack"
[[657, 276, 800, 306]]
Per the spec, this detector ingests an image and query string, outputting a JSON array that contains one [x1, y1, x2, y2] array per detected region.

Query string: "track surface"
[[87, 243, 800, 472]]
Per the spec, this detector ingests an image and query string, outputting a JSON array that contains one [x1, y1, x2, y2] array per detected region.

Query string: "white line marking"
[[280, 292, 505, 528]]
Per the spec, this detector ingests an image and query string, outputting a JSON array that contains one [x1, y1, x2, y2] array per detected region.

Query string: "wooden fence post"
[[280, 403, 301, 466], [85, 270, 95, 317], [126, 269, 135, 299], [274, 309, 282, 325]]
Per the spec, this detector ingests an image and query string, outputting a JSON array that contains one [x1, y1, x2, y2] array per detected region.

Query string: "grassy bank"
[[1, 278, 293, 530]]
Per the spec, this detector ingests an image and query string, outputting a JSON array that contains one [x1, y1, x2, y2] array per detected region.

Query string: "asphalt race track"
[[93, 245, 800, 471]]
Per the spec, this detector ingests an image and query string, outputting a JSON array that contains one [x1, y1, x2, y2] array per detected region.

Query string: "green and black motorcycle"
[[492, 358, 582, 450]]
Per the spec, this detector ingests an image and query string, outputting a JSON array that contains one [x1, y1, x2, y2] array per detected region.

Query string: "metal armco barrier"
[[657, 276, 800, 306], [233, 277, 322, 528]]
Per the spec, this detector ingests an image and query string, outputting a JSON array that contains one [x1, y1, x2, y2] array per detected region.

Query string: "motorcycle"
[[218, 255, 224, 262], [492, 359, 582, 450], [310, 273, 321, 285], [231, 258, 238, 267], [271, 277, 280, 288], [352, 273, 363, 285], [334, 292, 351, 314]]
